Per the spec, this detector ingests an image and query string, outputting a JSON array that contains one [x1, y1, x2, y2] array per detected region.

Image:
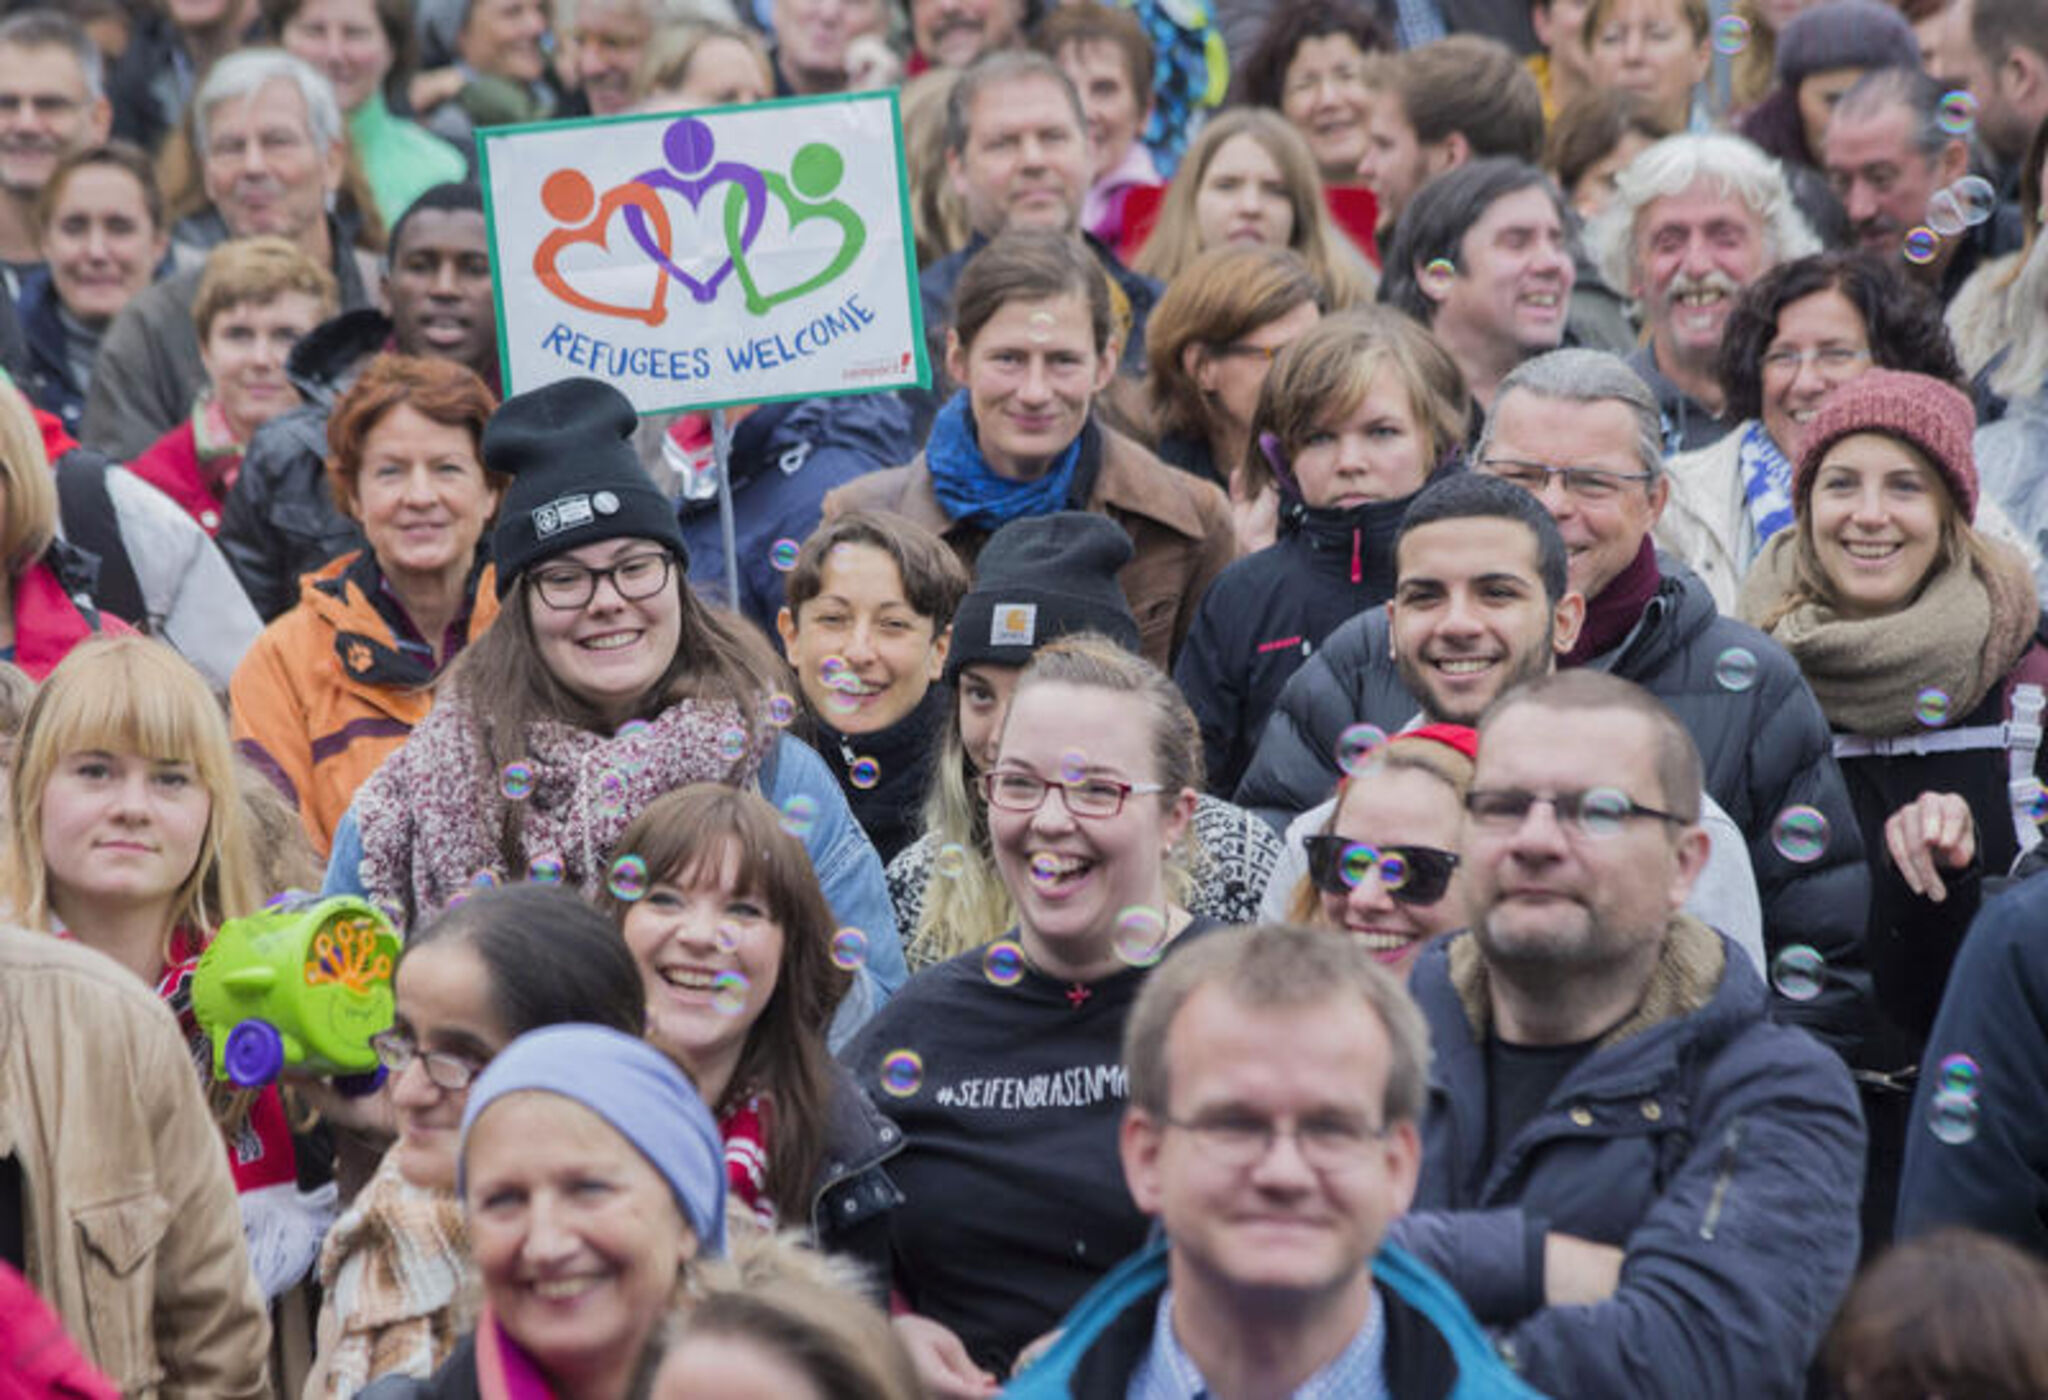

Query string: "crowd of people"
[[10, 0, 2048, 1395]]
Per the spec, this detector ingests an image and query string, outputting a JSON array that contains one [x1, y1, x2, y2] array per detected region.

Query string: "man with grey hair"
[[1589, 133, 1819, 454], [80, 49, 380, 460], [1390, 668, 1864, 1397], [0, 10, 112, 292], [1823, 65, 2022, 302], [1011, 923, 1541, 1398], [1239, 348, 1875, 1061]]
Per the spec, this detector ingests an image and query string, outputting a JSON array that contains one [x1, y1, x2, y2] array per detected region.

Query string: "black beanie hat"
[[485, 378, 689, 599], [945, 512, 1141, 682]]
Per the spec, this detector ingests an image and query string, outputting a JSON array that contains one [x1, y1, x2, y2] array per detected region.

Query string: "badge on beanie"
[[533, 493, 596, 537], [992, 604, 1037, 647]]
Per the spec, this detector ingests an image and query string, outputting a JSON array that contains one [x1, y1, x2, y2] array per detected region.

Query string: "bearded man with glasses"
[[1387, 668, 1865, 1399]]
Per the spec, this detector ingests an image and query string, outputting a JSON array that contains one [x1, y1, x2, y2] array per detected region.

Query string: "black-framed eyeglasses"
[[1482, 457, 1655, 503], [1161, 1113, 1394, 1172], [530, 551, 675, 610], [1302, 837, 1460, 904], [1465, 786, 1688, 839], [980, 769, 1165, 819], [370, 1029, 486, 1092]]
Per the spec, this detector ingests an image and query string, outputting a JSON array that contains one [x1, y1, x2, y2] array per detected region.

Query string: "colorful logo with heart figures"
[[533, 116, 867, 327]]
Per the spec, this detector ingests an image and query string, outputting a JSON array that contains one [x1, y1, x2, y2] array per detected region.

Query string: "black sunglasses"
[[1303, 837, 1460, 905]]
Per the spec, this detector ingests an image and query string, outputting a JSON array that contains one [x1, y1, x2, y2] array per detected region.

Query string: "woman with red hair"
[[230, 354, 505, 855]]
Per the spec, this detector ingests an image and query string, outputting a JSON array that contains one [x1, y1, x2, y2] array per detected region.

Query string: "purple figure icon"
[[620, 117, 768, 304]]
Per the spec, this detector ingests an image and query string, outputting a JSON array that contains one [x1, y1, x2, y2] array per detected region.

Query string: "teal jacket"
[[1005, 1235, 1549, 1398]]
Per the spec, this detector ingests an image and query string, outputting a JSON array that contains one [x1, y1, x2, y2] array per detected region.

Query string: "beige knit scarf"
[[1737, 532, 2040, 736]]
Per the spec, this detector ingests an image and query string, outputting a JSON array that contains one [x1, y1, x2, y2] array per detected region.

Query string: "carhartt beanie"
[[1794, 369, 1979, 521], [1774, 1, 1920, 85], [485, 378, 689, 598], [944, 512, 1141, 682], [459, 1025, 727, 1257]]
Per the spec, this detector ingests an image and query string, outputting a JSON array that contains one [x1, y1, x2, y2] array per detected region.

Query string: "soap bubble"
[[767, 692, 798, 727], [1113, 905, 1168, 967], [500, 761, 535, 801], [718, 725, 748, 761], [1928, 1087, 1980, 1145], [528, 855, 565, 884], [471, 870, 499, 890], [1377, 849, 1410, 892], [983, 940, 1026, 986], [607, 854, 649, 901], [711, 970, 751, 1015], [770, 538, 800, 571], [1903, 227, 1940, 265], [1713, 646, 1758, 693], [595, 770, 630, 818], [617, 718, 652, 741], [1335, 724, 1389, 775], [1425, 257, 1456, 280], [849, 756, 881, 789], [880, 1049, 924, 1097], [1712, 13, 1749, 52], [1915, 688, 1951, 728], [1936, 89, 1978, 135], [1059, 751, 1089, 783], [1771, 806, 1830, 863], [1029, 852, 1063, 885], [779, 794, 818, 838], [1936, 1052, 1980, 1097], [1340, 842, 1375, 889], [934, 842, 968, 879], [1770, 944, 1826, 1001], [1927, 188, 1968, 239], [1953, 175, 1998, 228], [830, 927, 868, 970]]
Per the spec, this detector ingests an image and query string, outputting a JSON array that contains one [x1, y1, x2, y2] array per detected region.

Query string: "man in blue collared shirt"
[[1009, 924, 1541, 1399]]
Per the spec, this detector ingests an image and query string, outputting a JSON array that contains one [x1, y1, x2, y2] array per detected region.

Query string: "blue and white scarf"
[[1737, 420, 1797, 561], [925, 391, 1086, 532]]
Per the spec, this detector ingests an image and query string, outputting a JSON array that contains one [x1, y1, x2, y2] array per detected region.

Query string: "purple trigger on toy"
[[224, 1020, 285, 1088]]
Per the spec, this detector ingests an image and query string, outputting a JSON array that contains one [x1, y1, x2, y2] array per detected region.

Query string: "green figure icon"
[[726, 142, 867, 315]]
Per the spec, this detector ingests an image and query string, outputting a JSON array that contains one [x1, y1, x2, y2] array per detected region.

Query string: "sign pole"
[[710, 405, 742, 611]]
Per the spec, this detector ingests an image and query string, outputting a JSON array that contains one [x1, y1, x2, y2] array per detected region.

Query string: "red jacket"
[[128, 421, 234, 536]]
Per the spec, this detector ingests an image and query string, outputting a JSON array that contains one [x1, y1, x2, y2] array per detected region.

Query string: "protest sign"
[[478, 92, 926, 415]]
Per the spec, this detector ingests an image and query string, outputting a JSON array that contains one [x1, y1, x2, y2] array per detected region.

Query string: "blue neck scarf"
[[1738, 420, 1797, 560], [926, 391, 1085, 531]]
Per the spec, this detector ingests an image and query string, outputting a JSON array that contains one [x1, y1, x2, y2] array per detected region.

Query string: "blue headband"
[[459, 1025, 727, 1258]]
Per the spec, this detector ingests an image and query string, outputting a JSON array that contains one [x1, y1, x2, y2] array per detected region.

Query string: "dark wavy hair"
[[1717, 251, 1963, 425], [602, 784, 850, 1224], [1234, 0, 1387, 110]]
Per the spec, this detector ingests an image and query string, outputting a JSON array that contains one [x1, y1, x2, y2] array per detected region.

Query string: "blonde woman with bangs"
[[886, 513, 1280, 974], [0, 382, 131, 678], [1133, 109, 1375, 310], [0, 635, 329, 1298]]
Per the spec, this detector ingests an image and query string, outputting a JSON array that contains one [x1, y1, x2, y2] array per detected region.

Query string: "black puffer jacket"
[[1235, 559, 1875, 1056], [1174, 491, 1413, 796], [217, 310, 391, 619]]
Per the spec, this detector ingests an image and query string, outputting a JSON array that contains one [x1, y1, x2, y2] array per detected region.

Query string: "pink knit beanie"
[[1793, 370, 1979, 522]]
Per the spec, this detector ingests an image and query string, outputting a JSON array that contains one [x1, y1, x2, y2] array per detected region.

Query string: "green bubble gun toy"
[[192, 894, 400, 1092]]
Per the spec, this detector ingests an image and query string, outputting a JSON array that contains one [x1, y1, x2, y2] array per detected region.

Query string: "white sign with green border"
[[478, 91, 927, 415]]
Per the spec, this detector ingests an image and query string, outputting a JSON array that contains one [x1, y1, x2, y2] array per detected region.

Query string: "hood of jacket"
[[682, 391, 917, 510], [286, 308, 396, 406]]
